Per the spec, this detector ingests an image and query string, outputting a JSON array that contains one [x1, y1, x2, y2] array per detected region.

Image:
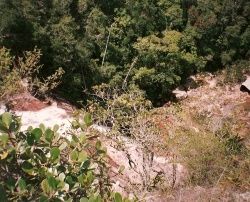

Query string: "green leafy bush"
[[17, 48, 65, 98], [0, 112, 129, 201], [0, 47, 24, 99], [87, 84, 152, 136], [0, 47, 64, 100]]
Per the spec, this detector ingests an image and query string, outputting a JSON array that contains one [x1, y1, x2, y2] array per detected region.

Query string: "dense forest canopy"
[[0, 0, 249, 104]]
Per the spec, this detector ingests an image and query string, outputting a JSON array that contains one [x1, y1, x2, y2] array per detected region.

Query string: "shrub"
[[17, 48, 65, 98], [0, 47, 24, 99], [0, 47, 64, 100], [222, 59, 250, 84], [87, 84, 152, 136], [0, 112, 129, 201], [177, 127, 250, 189]]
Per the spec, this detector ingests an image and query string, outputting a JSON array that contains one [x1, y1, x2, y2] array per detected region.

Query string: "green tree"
[[133, 29, 205, 103], [0, 0, 33, 52]]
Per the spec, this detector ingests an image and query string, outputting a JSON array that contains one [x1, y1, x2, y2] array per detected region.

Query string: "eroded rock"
[[172, 89, 188, 100], [5, 92, 48, 111], [240, 77, 250, 94], [103, 136, 187, 198]]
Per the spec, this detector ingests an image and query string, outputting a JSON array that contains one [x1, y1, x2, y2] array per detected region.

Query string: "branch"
[[122, 56, 138, 90], [101, 29, 111, 68]]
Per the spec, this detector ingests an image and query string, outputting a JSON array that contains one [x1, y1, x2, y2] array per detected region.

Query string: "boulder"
[[240, 77, 250, 94], [5, 93, 48, 111], [172, 89, 188, 100]]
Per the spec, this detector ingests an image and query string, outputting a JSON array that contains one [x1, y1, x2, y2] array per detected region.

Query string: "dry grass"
[[150, 73, 250, 192]]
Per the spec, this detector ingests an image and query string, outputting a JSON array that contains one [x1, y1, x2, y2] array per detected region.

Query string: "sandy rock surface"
[[15, 103, 72, 135], [104, 136, 187, 198]]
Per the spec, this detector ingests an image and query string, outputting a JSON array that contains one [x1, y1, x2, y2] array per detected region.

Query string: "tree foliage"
[[0, 0, 249, 103]]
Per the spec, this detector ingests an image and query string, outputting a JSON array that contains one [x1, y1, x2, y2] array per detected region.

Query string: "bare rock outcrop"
[[5, 92, 48, 111], [240, 77, 250, 94], [172, 89, 188, 100], [103, 136, 187, 198]]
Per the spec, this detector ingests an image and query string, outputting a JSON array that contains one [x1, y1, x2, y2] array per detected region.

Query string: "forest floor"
[[0, 73, 249, 201]]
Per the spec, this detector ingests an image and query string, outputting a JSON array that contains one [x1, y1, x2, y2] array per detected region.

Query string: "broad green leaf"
[[0, 133, 9, 146], [64, 199, 73, 202], [0, 122, 8, 133], [114, 192, 123, 202], [9, 121, 20, 132], [50, 147, 60, 162], [71, 120, 79, 129], [6, 177, 15, 191], [89, 195, 102, 202], [27, 134, 35, 146], [45, 129, 54, 143], [57, 165, 66, 173], [72, 134, 79, 143], [97, 149, 107, 155], [96, 140, 102, 150], [95, 195, 102, 202], [84, 113, 92, 126], [17, 178, 26, 191], [81, 159, 91, 169], [41, 179, 53, 195], [22, 161, 33, 174], [37, 167, 47, 177], [57, 180, 65, 190], [39, 123, 45, 133], [86, 171, 94, 184], [77, 174, 85, 186], [2, 112, 12, 129], [70, 150, 78, 161], [65, 176, 75, 185], [32, 128, 42, 141], [47, 176, 58, 190], [34, 149, 46, 163], [79, 133, 86, 143], [78, 151, 88, 162]]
